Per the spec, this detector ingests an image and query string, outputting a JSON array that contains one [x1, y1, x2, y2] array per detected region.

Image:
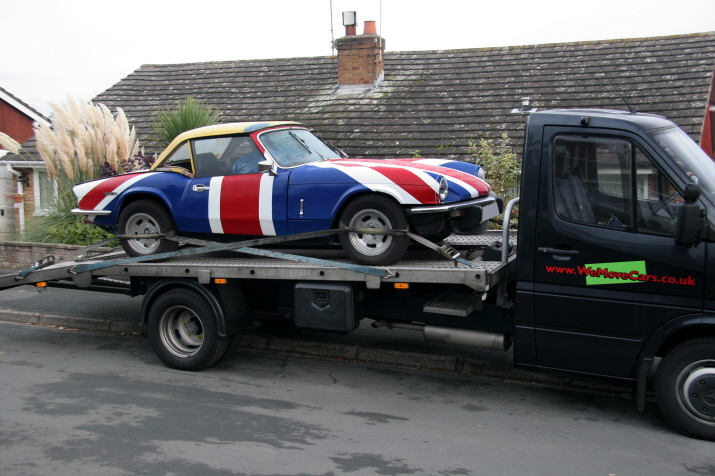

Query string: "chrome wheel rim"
[[159, 305, 204, 358], [124, 212, 161, 255], [347, 208, 392, 257], [676, 359, 715, 425]]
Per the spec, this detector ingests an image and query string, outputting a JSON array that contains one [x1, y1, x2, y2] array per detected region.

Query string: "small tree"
[[467, 132, 521, 226], [150, 96, 223, 149]]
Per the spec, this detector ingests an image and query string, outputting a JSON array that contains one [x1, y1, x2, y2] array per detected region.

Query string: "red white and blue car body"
[[73, 122, 500, 265]]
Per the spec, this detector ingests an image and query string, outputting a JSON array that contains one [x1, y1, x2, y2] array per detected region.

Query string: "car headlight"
[[439, 177, 449, 201], [477, 167, 486, 181]]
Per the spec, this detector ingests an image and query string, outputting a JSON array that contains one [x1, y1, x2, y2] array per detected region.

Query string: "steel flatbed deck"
[[0, 232, 517, 294]]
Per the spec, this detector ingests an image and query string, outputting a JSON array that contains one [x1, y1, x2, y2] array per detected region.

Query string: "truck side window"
[[553, 136, 631, 228], [552, 135, 679, 236], [633, 148, 680, 236]]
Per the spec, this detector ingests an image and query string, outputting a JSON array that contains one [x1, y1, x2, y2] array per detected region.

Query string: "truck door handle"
[[192, 184, 210, 192], [538, 247, 579, 256]]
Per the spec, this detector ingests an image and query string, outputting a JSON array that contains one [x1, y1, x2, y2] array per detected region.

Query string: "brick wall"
[[336, 34, 385, 86], [0, 241, 111, 270]]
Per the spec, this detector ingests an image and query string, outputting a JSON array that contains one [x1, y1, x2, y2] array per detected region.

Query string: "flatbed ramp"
[[0, 233, 516, 294]]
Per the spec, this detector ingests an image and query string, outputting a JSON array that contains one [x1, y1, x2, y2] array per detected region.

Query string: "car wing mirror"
[[675, 183, 704, 247], [257, 159, 277, 176]]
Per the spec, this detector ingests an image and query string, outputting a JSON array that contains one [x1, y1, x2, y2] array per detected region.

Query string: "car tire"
[[147, 288, 228, 371], [338, 194, 410, 266], [422, 229, 452, 243], [118, 199, 178, 257], [655, 337, 715, 441]]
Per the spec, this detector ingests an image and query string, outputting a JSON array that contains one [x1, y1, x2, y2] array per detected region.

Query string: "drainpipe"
[[6, 164, 25, 234]]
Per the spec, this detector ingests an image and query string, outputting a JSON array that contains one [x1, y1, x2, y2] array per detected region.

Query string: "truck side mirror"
[[675, 183, 703, 246]]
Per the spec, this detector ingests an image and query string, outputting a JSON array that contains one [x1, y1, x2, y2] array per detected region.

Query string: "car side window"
[[192, 135, 263, 177], [552, 135, 680, 236], [163, 142, 192, 172]]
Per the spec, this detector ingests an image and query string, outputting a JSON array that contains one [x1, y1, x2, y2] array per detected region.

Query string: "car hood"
[[287, 158, 491, 202]]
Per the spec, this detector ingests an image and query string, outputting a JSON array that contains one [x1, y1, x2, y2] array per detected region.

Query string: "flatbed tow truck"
[[1, 109, 714, 441]]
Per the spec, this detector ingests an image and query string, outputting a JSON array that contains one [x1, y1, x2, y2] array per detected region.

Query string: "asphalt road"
[[1, 321, 713, 476]]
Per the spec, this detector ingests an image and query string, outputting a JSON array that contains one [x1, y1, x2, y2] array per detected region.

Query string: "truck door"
[[531, 128, 705, 378]]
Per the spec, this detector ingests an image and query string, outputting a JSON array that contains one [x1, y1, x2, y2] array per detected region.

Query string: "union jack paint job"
[[73, 122, 495, 239]]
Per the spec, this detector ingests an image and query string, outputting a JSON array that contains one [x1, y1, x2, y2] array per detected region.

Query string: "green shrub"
[[467, 132, 521, 227], [150, 96, 223, 149]]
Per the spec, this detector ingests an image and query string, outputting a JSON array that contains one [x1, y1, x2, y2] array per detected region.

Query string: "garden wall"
[[0, 241, 111, 270]]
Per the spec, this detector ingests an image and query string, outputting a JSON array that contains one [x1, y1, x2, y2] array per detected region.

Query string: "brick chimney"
[[336, 21, 385, 89]]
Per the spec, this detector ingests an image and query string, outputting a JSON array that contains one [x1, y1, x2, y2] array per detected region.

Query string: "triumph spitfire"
[[72, 122, 500, 265]]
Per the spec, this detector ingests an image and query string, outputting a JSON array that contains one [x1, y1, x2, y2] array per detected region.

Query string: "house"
[[2, 29, 714, 238], [0, 88, 50, 238], [91, 29, 715, 161]]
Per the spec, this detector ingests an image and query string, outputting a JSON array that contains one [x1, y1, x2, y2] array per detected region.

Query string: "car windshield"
[[648, 126, 715, 205], [260, 129, 339, 167]]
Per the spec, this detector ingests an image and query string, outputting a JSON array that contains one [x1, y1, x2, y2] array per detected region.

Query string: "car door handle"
[[192, 184, 210, 192], [538, 247, 579, 256]]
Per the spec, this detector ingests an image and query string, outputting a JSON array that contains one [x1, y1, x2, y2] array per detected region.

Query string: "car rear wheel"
[[338, 194, 410, 266], [118, 199, 178, 257]]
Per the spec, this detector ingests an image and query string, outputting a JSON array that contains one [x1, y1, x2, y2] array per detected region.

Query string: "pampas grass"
[[0, 132, 22, 155], [39, 97, 142, 182], [15, 97, 144, 246]]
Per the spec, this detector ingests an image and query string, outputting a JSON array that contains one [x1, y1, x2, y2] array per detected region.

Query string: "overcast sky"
[[3, 0, 714, 117]]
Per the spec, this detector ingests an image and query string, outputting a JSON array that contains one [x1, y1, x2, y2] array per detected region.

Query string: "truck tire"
[[147, 288, 228, 371], [338, 194, 410, 266], [118, 199, 178, 257], [655, 337, 715, 441]]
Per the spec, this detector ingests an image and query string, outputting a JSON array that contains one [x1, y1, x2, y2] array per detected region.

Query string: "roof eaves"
[[0, 86, 50, 125]]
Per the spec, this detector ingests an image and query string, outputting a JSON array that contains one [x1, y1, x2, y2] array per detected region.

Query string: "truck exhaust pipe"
[[371, 320, 511, 351]]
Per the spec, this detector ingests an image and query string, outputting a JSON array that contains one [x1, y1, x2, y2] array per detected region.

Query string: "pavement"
[[0, 272, 633, 398]]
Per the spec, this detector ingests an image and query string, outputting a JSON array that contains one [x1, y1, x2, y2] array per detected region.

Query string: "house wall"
[[9, 168, 38, 234], [0, 101, 35, 148], [0, 167, 14, 239]]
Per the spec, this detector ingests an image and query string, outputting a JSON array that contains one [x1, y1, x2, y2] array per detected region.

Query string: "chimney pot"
[[364, 21, 377, 35]]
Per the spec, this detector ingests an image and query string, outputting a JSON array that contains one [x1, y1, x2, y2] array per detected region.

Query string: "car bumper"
[[408, 195, 499, 215], [71, 208, 112, 216], [406, 194, 503, 236]]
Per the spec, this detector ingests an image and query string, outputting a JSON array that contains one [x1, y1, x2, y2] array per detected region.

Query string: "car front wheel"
[[338, 194, 410, 266], [117, 199, 178, 257]]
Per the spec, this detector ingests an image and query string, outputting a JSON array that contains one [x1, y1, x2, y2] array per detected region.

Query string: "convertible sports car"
[[72, 122, 501, 265]]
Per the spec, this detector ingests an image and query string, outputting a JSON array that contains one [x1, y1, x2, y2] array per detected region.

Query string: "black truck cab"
[[513, 109, 715, 439]]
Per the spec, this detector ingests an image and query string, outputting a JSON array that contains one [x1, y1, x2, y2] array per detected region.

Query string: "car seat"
[[232, 151, 265, 175], [195, 153, 223, 177]]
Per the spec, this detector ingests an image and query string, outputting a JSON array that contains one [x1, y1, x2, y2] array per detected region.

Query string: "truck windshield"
[[648, 127, 715, 204], [260, 129, 340, 168]]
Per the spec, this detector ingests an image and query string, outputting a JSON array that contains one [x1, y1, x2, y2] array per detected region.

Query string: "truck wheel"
[[147, 288, 228, 371], [118, 199, 178, 257], [338, 194, 410, 266], [655, 337, 715, 441]]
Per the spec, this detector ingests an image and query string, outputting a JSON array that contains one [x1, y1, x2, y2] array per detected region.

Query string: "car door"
[[531, 127, 705, 378], [183, 135, 289, 236]]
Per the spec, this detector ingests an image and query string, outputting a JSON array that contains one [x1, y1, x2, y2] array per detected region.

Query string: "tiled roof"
[[0, 138, 39, 163], [88, 32, 715, 159]]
